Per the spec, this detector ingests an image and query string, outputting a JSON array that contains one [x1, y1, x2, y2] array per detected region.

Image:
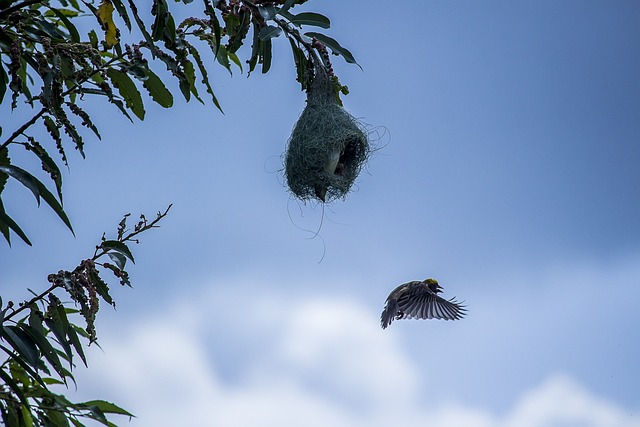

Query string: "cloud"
[[68, 282, 640, 427]]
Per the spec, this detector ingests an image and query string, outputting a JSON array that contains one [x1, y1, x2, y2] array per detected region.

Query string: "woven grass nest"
[[284, 64, 370, 203]]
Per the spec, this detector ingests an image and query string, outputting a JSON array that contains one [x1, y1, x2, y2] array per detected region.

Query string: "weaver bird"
[[314, 148, 346, 202], [380, 278, 466, 329]]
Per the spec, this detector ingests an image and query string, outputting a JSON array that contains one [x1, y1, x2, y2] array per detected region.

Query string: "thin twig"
[[3, 283, 58, 322], [0, 108, 46, 151], [0, 0, 43, 19]]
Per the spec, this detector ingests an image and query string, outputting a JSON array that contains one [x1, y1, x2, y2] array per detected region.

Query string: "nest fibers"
[[284, 64, 370, 203]]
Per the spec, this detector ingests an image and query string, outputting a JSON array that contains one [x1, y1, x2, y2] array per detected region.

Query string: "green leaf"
[[89, 269, 114, 306], [289, 12, 330, 29], [81, 400, 134, 417], [278, 0, 296, 15], [0, 147, 8, 192], [25, 140, 63, 201], [287, 37, 307, 89], [110, 0, 132, 31], [215, 44, 231, 74], [43, 115, 67, 166], [127, 0, 155, 53], [66, 324, 87, 367], [247, 22, 260, 74], [44, 406, 72, 427], [0, 61, 7, 105], [50, 7, 81, 42], [45, 302, 73, 365], [19, 324, 66, 380], [142, 69, 173, 108], [228, 52, 242, 71], [34, 178, 74, 234], [67, 102, 101, 140], [20, 400, 35, 427], [261, 39, 272, 74], [101, 240, 135, 265], [305, 32, 362, 69], [1, 326, 40, 369], [0, 368, 29, 406], [184, 41, 223, 113], [259, 25, 282, 41], [106, 251, 126, 270], [0, 164, 41, 205], [0, 344, 46, 387], [0, 213, 9, 245], [70, 418, 85, 427], [0, 199, 32, 246], [88, 29, 99, 48], [258, 5, 277, 20], [107, 68, 145, 120]]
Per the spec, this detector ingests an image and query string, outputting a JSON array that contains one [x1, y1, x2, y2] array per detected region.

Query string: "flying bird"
[[381, 278, 467, 329]]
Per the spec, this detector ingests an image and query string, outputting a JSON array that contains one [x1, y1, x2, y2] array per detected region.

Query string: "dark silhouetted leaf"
[[25, 140, 63, 201], [0, 200, 32, 246], [51, 8, 81, 42], [0, 61, 8, 104], [81, 400, 134, 417], [259, 25, 282, 41], [34, 178, 74, 234], [101, 240, 135, 264], [111, 0, 132, 31], [186, 42, 223, 112], [107, 68, 145, 120], [258, 5, 277, 20], [278, 0, 296, 15], [305, 32, 361, 69], [0, 164, 41, 205], [261, 39, 272, 74], [127, 0, 154, 52], [66, 324, 87, 367], [89, 269, 114, 306], [143, 69, 173, 108], [0, 368, 28, 406], [0, 343, 45, 386], [19, 324, 66, 380], [1, 326, 40, 368], [45, 302, 73, 364], [289, 12, 330, 29]]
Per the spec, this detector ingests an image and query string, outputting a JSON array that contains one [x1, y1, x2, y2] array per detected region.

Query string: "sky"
[[1, 0, 640, 426]]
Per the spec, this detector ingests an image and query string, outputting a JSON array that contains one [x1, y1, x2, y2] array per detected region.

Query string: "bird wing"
[[396, 292, 466, 321], [380, 298, 399, 329]]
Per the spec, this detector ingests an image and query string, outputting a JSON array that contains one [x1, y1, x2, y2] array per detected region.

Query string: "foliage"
[[1, 206, 170, 426], [0, 0, 358, 246], [1, 0, 359, 425]]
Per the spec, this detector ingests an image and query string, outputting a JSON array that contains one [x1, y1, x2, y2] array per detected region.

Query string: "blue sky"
[[1, 1, 640, 426]]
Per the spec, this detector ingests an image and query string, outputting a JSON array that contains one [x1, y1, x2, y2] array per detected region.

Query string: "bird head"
[[424, 278, 442, 293]]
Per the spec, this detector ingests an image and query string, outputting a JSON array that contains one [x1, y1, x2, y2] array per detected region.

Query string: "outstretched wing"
[[396, 292, 466, 321], [380, 298, 400, 329]]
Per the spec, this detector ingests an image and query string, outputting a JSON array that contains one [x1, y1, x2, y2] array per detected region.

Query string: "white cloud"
[[68, 282, 640, 427]]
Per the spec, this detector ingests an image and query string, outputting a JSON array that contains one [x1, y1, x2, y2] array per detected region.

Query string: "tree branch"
[[3, 283, 58, 322], [0, 0, 44, 19], [0, 108, 46, 151]]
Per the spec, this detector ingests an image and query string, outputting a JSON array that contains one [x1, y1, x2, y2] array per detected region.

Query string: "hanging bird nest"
[[284, 62, 370, 203]]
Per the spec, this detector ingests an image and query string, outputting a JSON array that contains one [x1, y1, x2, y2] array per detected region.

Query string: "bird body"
[[381, 278, 466, 329]]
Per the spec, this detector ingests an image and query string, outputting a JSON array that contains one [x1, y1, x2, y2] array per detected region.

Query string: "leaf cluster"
[[1, 0, 358, 247], [0, 205, 170, 426]]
